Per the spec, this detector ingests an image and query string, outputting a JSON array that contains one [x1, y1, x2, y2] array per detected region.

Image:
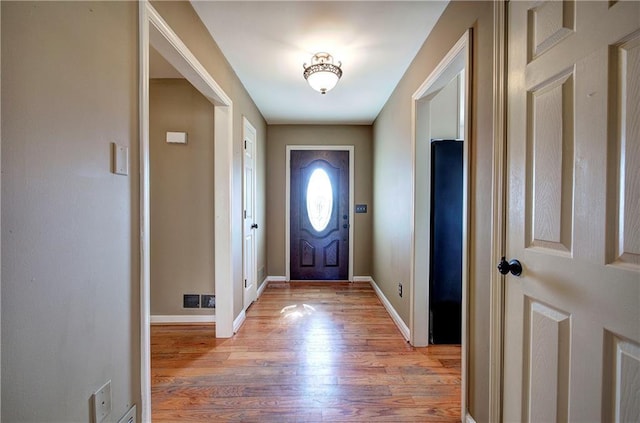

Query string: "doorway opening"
[[285, 146, 354, 281], [410, 30, 471, 417], [148, 56, 216, 326], [139, 2, 234, 420]]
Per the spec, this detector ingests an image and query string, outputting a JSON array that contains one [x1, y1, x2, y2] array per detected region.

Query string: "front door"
[[290, 150, 349, 280], [504, 1, 639, 422]]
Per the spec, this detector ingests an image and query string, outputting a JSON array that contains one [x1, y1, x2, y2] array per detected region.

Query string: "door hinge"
[[244, 210, 247, 219], [244, 279, 247, 288], [244, 140, 247, 149]]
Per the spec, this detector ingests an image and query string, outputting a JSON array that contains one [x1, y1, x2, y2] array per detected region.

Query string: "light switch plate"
[[92, 380, 112, 423], [112, 143, 129, 176]]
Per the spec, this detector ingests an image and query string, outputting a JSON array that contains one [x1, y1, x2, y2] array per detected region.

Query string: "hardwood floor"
[[151, 282, 461, 422]]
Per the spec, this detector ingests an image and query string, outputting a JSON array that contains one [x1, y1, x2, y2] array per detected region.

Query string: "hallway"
[[151, 282, 461, 422]]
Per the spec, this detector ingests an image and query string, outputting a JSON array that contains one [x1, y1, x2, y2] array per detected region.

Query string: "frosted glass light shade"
[[303, 52, 342, 95], [306, 71, 340, 94]]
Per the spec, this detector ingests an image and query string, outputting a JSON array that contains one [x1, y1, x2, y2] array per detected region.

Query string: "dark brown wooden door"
[[290, 150, 349, 280]]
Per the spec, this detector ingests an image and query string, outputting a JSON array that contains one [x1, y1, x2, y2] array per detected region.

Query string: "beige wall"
[[150, 79, 215, 316], [266, 125, 373, 278], [151, 1, 267, 318], [2, 2, 139, 421], [372, 2, 495, 421]]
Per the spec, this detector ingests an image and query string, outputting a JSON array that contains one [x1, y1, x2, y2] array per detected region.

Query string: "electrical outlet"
[[398, 283, 403, 297], [118, 404, 136, 423], [92, 380, 112, 423]]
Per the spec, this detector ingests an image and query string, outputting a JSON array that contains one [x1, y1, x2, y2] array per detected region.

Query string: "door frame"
[[489, 1, 507, 421], [409, 30, 471, 418], [139, 2, 234, 420], [242, 116, 257, 309], [285, 145, 354, 281]]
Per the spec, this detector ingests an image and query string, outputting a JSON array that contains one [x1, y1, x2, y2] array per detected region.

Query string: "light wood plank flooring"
[[151, 282, 461, 422]]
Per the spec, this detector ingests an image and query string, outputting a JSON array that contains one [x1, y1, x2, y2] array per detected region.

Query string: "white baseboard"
[[369, 278, 411, 341], [150, 314, 215, 324], [465, 413, 477, 423], [257, 279, 268, 297], [352, 276, 372, 282], [233, 309, 246, 333], [266, 276, 286, 282]]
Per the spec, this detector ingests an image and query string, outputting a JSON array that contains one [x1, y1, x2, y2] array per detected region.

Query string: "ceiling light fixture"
[[303, 52, 342, 95]]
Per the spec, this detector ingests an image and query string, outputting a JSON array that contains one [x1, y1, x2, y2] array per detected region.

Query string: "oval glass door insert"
[[306, 168, 333, 232]]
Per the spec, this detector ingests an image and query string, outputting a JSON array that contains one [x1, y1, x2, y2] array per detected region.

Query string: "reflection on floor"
[[151, 282, 461, 422]]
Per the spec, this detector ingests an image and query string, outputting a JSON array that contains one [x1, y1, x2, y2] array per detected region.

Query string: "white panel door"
[[243, 118, 257, 310], [504, 1, 640, 422]]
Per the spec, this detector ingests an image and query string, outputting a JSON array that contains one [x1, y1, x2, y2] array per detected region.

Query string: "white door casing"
[[243, 117, 257, 309], [410, 30, 470, 419], [140, 2, 234, 420], [504, 1, 640, 422]]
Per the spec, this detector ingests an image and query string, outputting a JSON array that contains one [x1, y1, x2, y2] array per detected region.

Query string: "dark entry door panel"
[[290, 150, 349, 280]]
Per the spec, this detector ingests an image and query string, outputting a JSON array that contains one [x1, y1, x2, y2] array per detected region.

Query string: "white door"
[[504, 1, 640, 422], [243, 118, 257, 310]]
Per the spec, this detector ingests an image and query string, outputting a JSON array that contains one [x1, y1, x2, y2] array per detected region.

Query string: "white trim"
[[233, 310, 246, 333], [0, 3, 3, 416], [138, 6, 151, 421], [266, 275, 287, 282], [352, 276, 372, 282], [150, 315, 215, 324], [460, 31, 472, 423], [369, 278, 410, 341], [139, 2, 234, 421], [285, 145, 355, 282], [465, 412, 477, 423], [257, 279, 269, 297], [489, 2, 507, 421], [409, 30, 472, 421]]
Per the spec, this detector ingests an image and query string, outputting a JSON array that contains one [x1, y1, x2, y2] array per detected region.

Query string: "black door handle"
[[251, 223, 258, 229], [497, 256, 522, 276]]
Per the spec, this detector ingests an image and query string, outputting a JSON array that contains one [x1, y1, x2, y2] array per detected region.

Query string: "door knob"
[[497, 256, 522, 276], [251, 223, 258, 229]]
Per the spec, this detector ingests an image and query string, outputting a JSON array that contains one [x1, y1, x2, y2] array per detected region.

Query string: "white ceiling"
[[190, 1, 448, 124]]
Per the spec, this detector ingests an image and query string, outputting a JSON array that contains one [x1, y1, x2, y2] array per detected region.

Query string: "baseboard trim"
[[233, 309, 246, 333], [150, 314, 215, 324], [352, 276, 372, 282], [257, 279, 269, 297], [266, 276, 287, 282], [465, 412, 477, 423], [369, 278, 411, 341]]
